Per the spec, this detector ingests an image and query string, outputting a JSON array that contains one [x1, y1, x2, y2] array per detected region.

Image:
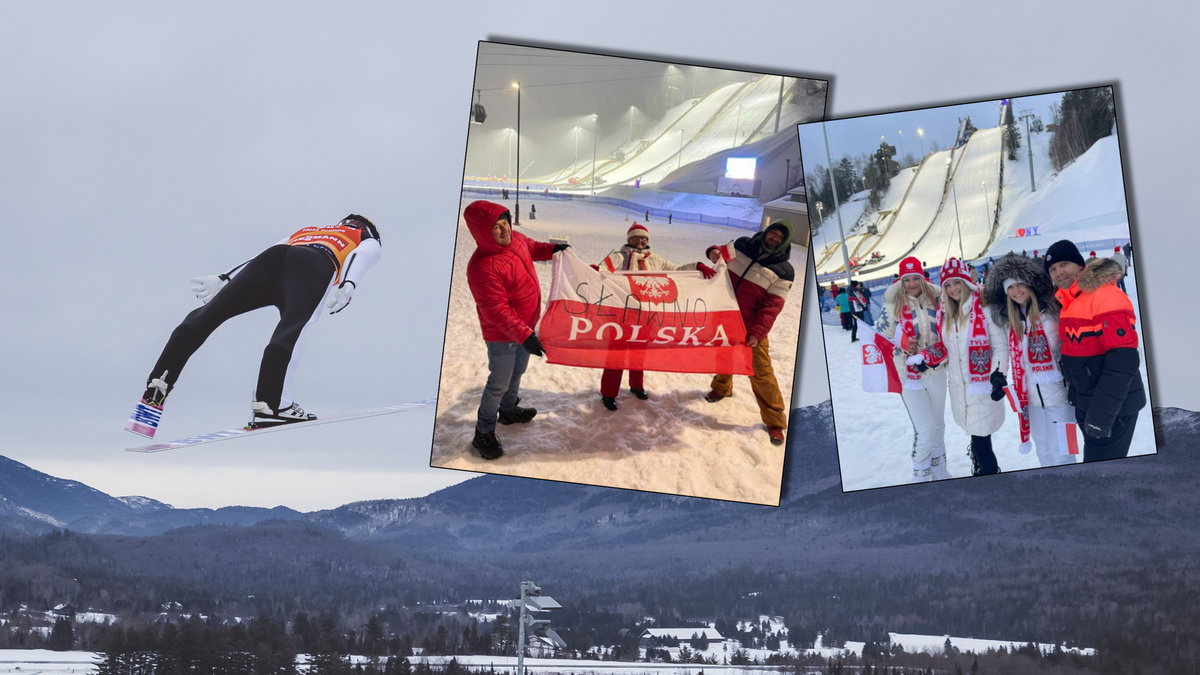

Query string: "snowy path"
[[431, 199, 805, 505]]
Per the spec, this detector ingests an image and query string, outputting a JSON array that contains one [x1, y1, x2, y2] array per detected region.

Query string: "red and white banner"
[[858, 321, 902, 394], [538, 249, 752, 375]]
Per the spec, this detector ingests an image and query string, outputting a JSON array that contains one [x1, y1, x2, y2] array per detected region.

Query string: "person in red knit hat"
[[595, 222, 715, 410]]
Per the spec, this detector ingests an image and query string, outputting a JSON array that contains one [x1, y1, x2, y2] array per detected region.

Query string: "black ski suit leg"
[[146, 247, 283, 388], [254, 246, 334, 410]]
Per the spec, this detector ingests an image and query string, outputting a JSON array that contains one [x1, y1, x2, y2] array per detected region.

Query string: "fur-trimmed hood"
[[1078, 256, 1125, 292], [983, 253, 1058, 330]]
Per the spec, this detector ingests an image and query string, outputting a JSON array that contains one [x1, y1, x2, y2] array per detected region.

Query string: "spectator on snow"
[[463, 200, 567, 460], [1111, 246, 1128, 293], [935, 257, 1008, 477], [704, 221, 796, 446], [875, 257, 947, 482], [1044, 239, 1146, 461], [983, 254, 1078, 468], [595, 223, 715, 411]]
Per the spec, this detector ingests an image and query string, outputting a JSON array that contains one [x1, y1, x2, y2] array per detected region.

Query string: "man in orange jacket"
[[1044, 240, 1146, 461]]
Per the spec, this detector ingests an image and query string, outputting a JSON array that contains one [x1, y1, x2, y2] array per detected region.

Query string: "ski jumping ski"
[[125, 401, 433, 453]]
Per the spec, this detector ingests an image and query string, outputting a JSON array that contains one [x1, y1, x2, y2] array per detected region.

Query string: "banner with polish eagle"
[[538, 249, 753, 375], [857, 319, 903, 394]]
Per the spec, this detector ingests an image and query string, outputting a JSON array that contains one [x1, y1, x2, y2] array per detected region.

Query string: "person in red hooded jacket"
[[464, 200, 567, 460]]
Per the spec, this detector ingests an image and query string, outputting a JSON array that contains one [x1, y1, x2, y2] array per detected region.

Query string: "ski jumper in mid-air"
[[126, 215, 382, 437]]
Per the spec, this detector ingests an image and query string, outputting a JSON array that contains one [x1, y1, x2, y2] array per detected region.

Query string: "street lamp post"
[[590, 113, 598, 196], [572, 126, 580, 174], [950, 173, 965, 260], [917, 127, 925, 159], [511, 81, 521, 224], [733, 104, 742, 148], [822, 123, 853, 284]]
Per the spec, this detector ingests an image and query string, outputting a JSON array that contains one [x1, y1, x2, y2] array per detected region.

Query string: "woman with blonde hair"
[[935, 257, 1009, 476], [875, 256, 948, 482], [983, 253, 1079, 467]]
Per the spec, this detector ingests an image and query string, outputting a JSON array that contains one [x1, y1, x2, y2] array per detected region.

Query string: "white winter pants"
[[901, 367, 948, 480], [1029, 402, 1081, 467]]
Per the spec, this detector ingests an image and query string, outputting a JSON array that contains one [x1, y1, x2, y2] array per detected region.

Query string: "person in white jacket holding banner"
[[983, 253, 1080, 467], [874, 256, 948, 482], [596, 223, 715, 410]]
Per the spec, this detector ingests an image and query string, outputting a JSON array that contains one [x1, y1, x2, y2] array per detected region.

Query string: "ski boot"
[[125, 377, 171, 438], [247, 401, 317, 429]]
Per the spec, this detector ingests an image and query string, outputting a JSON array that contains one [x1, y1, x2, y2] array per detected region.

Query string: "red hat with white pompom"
[[627, 222, 649, 243], [939, 257, 978, 291]]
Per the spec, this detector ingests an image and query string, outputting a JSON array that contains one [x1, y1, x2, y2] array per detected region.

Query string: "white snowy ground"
[[0, 650, 98, 674], [431, 199, 805, 505], [825, 266, 1154, 490], [878, 632, 1094, 656]]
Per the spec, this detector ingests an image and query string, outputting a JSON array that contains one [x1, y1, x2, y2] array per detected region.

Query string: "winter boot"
[[704, 389, 729, 403], [498, 405, 537, 425], [601, 396, 618, 411], [930, 446, 953, 480], [248, 401, 317, 429], [472, 429, 503, 460], [968, 436, 1000, 476], [912, 457, 932, 483], [767, 427, 786, 446], [630, 388, 649, 400]]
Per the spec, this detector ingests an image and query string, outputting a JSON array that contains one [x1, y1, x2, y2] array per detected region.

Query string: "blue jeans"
[[476, 341, 530, 433]]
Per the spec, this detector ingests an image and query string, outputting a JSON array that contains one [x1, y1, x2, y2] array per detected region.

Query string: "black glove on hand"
[[989, 368, 1008, 402], [552, 243, 571, 253], [522, 333, 545, 357], [1083, 414, 1113, 440]]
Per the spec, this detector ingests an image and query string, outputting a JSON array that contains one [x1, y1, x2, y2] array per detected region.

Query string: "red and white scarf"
[[1007, 314, 1064, 449], [937, 293, 992, 395], [898, 304, 946, 390]]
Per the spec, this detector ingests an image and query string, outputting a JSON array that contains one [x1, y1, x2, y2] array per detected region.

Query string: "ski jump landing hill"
[[815, 104, 1009, 281], [464, 75, 822, 234]]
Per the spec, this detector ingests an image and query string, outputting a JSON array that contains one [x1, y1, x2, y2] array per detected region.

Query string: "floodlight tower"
[[514, 581, 565, 675]]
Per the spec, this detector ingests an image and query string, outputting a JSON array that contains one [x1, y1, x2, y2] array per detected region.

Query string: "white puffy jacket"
[[941, 300, 1009, 436]]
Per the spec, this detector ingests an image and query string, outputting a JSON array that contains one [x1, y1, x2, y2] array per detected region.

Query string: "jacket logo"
[[628, 275, 678, 303], [1064, 324, 1103, 343]]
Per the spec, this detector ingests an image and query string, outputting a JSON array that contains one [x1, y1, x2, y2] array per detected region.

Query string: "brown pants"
[[710, 335, 788, 429]]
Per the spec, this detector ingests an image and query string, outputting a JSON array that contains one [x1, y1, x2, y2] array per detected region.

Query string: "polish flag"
[[858, 320, 902, 394], [538, 248, 752, 375], [1056, 421, 1081, 456]]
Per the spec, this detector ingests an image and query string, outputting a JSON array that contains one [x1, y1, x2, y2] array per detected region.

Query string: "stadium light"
[[514, 581, 565, 675]]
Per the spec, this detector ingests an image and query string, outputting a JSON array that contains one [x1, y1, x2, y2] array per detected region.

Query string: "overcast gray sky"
[[1, 1, 1195, 510]]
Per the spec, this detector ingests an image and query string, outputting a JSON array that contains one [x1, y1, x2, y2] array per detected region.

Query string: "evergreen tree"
[[47, 616, 73, 651], [1049, 87, 1115, 170]]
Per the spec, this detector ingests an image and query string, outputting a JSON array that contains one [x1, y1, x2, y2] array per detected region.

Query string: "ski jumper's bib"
[[286, 225, 365, 284]]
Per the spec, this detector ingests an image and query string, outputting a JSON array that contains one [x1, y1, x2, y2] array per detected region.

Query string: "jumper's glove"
[[522, 332, 545, 357], [326, 281, 356, 315], [190, 274, 228, 305], [989, 368, 1008, 402], [552, 243, 571, 253], [696, 262, 716, 279]]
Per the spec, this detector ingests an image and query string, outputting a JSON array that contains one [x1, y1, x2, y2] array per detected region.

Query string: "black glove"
[[1082, 414, 1113, 440], [989, 368, 1008, 402], [522, 333, 545, 357], [914, 362, 930, 373], [552, 243, 571, 253]]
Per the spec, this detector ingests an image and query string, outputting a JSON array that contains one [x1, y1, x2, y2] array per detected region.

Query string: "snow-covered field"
[[0, 650, 98, 674], [431, 199, 806, 505]]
